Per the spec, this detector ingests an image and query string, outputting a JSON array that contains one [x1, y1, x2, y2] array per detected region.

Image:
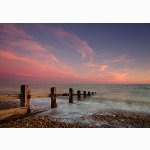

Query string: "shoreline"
[[1, 110, 150, 128], [0, 100, 150, 128]]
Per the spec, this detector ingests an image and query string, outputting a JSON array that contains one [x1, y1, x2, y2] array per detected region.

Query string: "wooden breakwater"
[[0, 85, 96, 120]]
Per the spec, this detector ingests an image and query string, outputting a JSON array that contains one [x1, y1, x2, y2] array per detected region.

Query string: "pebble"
[[1, 102, 150, 128]]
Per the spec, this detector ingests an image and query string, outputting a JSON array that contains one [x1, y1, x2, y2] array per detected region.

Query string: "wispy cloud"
[[0, 24, 149, 84], [0, 50, 36, 63], [0, 50, 79, 81], [0, 24, 33, 40], [84, 62, 109, 72], [51, 28, 94, 63], [0, 24, 82, 83], [110, 54, 129, 63], [99, 65, 109, 71]]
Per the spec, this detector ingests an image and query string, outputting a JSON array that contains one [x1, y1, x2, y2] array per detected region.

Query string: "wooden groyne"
[[0, 85, 96, 120]]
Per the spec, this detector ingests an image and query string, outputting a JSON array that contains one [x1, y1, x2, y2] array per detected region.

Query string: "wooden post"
[[88, 91, 91, 96], [91, 92, 94, 95], [69, 88, 73, 103], [77, 90, 81, 101], [51, 87, 57, 108], [20, 85, 31, 113], [83, 91, 86, 98]]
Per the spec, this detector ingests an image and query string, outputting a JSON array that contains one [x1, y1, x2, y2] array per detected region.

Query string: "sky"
[[0, 23, 150, 84]]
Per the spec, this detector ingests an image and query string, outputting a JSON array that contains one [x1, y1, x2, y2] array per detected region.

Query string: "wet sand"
[[0, 100, 150, 128]]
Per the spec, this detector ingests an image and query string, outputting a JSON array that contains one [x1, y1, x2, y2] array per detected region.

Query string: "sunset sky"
[[0, 23, 150, 84]]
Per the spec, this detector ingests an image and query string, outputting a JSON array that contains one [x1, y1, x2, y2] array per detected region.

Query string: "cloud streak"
[[0, 24, 149, 84], [0, 24, 33, 40], [0, 50, 79, 82], [84, 62, 109, 72], [0, 24, 82, 83], [51, 28, 94, 63]]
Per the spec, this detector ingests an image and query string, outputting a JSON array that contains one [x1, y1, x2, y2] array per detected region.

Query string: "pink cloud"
[[84, 62, 109, 72], [0, 25, 97, 83], [0, 50, 79, 82], [2, 48, 143, 83], [112, 54, 129, 62], [0, 49, 149, 84], [0, 24, 63, 66], [99, 65, 109, 72], [80, 63, 131, 83], [84, 62, 98, 67], [105, 54, 133, 64], [0, 24, 80, 83], [112, 72, 129, 82], [51, 28, 94, 63], [0, 50, 35, 63], [4, 40, 60, 66], [53, 29, 70, 37], [0, 24, 149, 84], [50, 53, 60, 63], [0, 24, 32, 38], [7, 39, 47, 52], [85, 71, 129, 84]]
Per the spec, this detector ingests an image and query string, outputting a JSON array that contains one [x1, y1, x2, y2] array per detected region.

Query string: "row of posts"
[[20, 85, 96, 112], [49, 87, 96, 108]]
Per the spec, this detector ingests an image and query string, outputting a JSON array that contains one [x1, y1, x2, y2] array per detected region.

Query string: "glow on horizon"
[[0, 24, 150, 84]]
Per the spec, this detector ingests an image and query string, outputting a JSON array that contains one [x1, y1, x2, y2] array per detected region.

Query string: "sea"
[[0, 84, 150, 123]]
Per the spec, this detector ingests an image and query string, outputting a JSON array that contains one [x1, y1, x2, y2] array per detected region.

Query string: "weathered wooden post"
[[69, 88, 73, 103], [88, 91, 91, 96], [51, 87, 57, 108], [83, 91, 86, 98], [77, 90, 81, 101], [20, 85, 31, 113]]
